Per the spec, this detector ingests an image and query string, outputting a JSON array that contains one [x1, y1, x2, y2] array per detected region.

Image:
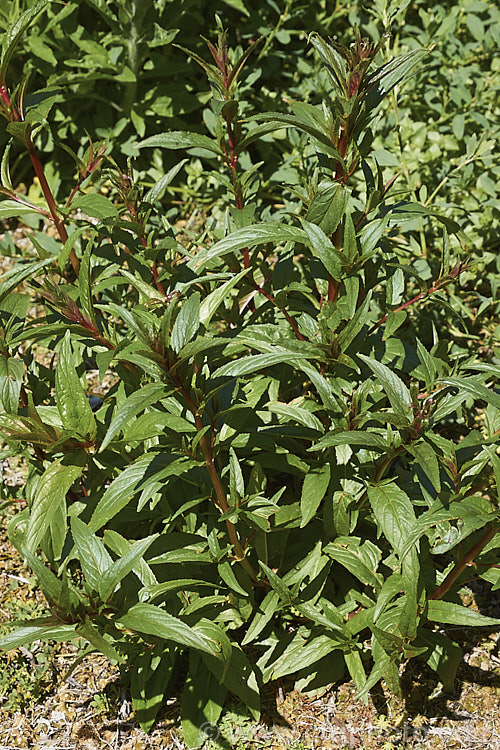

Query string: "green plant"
[[0, 3, 499, 748]]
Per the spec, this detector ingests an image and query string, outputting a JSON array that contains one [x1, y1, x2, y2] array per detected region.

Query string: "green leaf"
[[138, 131, 224, 156], [344, 650, 367, 696], [78, 237, 97, 328], [305, 183, 348, 236], [312, 430, 388, 452], [365, 49, 426, 108], [241, 590, 280, 644], [367, 482, 417, 557], [55, 332, 96, 441], [203, 644, 260, 720], [338, 291, 373, 351], [90, 454, 197, 531], [0, 618, 77, 652], [0, 258, 52, 306], [71, 517, 113, 591], [71, 193, 118, 220], [181, 653, 226, 749], [426, 600, 500, 628], [440, 377, 500, 411], [259, 562, 293, 603], [0, 1, 50, 82], [214, 351, 309, 378], [421, 631, 462, 692], [325, 538, 383, 590], [171, 293, 200, 353], [139, 578, 214, 602], [301, 219, 343, 281], [118, 604, 224, 656], [267, 402, 324, 432], [269, 632, 343, 680], [252, 112, 344, 162], [144, 159, 188, 204], [99, 534, 158, 602], [99, 383, 168, 452], [25, 456, 85, 554], [76, 617, 124, 663], [131, 646, 177, 733], [188, 223, 306, 270], [21, 550, 64, 605], [358, 354, 412, 415], [0, 355, 23, 413], [229, 447, 244, 502], [199, 268, 248, 326], [300, 464, 331, 527], [408, 442, 441, 492], [0, 199, 44, 220]]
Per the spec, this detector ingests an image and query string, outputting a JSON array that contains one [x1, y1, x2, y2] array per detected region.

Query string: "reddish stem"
[[253, 282, 305, 341], [26, 141, 80, 277], [171, 373, 256, 577], [427, 523, 498, 601]]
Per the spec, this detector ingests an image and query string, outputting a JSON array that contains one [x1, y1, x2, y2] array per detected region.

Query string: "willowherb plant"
[[0, 4, 499, 746]]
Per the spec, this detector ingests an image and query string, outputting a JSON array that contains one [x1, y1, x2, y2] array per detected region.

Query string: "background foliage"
[[0, 0, 498, 746]]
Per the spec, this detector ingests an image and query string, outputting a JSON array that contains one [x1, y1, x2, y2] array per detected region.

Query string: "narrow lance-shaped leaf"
[[55, 332, 96, 440], [118, 603, 224, 656], [439, 377, 500, 412], [188, 223, 307, 270], [25, 455, 85, 553], [171, 293, 200, 353], [138, 132, 224, 156], [99, 383, 169, 452], [358, 354, 412, 415], [0, 1, 50, 82], [99, 534, 158, 602], [300, 464, 331, 527], [71, 517, 113, 591], [0, 619, 77, 652], [367, 481, 417, 557], [301, 219, 344, 281], [0, 356, 23, 413]]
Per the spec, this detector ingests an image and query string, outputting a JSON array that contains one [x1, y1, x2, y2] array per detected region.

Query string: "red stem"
[[26, 141, 80, 277], [427, 523, 498, 601]]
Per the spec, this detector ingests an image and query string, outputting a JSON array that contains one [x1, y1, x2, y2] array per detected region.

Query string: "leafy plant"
[[0, 2, 498, 747]]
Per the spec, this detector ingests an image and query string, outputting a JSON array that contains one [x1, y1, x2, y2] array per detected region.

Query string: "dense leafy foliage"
[[0, 0, 498, 745]]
